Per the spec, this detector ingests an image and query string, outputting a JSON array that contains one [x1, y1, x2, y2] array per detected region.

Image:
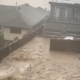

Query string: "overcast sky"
[[0, 0, 79, 8], [0, 0, 50, 7]]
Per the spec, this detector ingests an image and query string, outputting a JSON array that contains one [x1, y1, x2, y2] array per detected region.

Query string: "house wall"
[[3, 27, 28, 41], [43, 21, 80, 38], [43, 2, 80, 38], [50, 5, 77, 23]]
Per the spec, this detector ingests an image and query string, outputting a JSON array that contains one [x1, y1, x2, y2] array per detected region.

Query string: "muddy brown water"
[[0, 37, 80, 80]]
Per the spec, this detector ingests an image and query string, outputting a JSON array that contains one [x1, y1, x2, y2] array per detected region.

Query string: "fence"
[[0, 29, 36, 61], [50, 39, 80, 53]]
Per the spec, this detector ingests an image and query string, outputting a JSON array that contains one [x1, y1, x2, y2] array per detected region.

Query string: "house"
[[43, 1, 80, 39], [0, 4, 48, 44]]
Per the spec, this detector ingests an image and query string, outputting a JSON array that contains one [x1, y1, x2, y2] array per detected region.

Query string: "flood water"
[[0, 37, 80, 80]]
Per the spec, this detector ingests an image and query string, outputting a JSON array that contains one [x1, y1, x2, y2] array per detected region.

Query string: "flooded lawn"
[[0, 37, 80, 80]]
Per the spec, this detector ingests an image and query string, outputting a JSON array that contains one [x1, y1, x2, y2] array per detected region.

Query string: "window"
[[10, 27, 21, 34], [73, 8, 80, 19], [55, 7, 60, 18], [77, 11, 80, 19], [55, 6, 68, 18], [73, 8, 78, 18]]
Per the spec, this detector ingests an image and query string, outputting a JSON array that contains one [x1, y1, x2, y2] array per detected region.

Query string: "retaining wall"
[[50, 39, 80, 53]]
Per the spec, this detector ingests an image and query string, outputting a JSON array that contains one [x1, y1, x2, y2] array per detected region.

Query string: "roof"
[[0, 5, 14, 15], [36, 7, 49, 17], [49, 2, 80, 7], [51, 0, 80, 4], [0, 4, 49, 28], [0, 7, 29, 28], [19, 4, 49, 27]]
